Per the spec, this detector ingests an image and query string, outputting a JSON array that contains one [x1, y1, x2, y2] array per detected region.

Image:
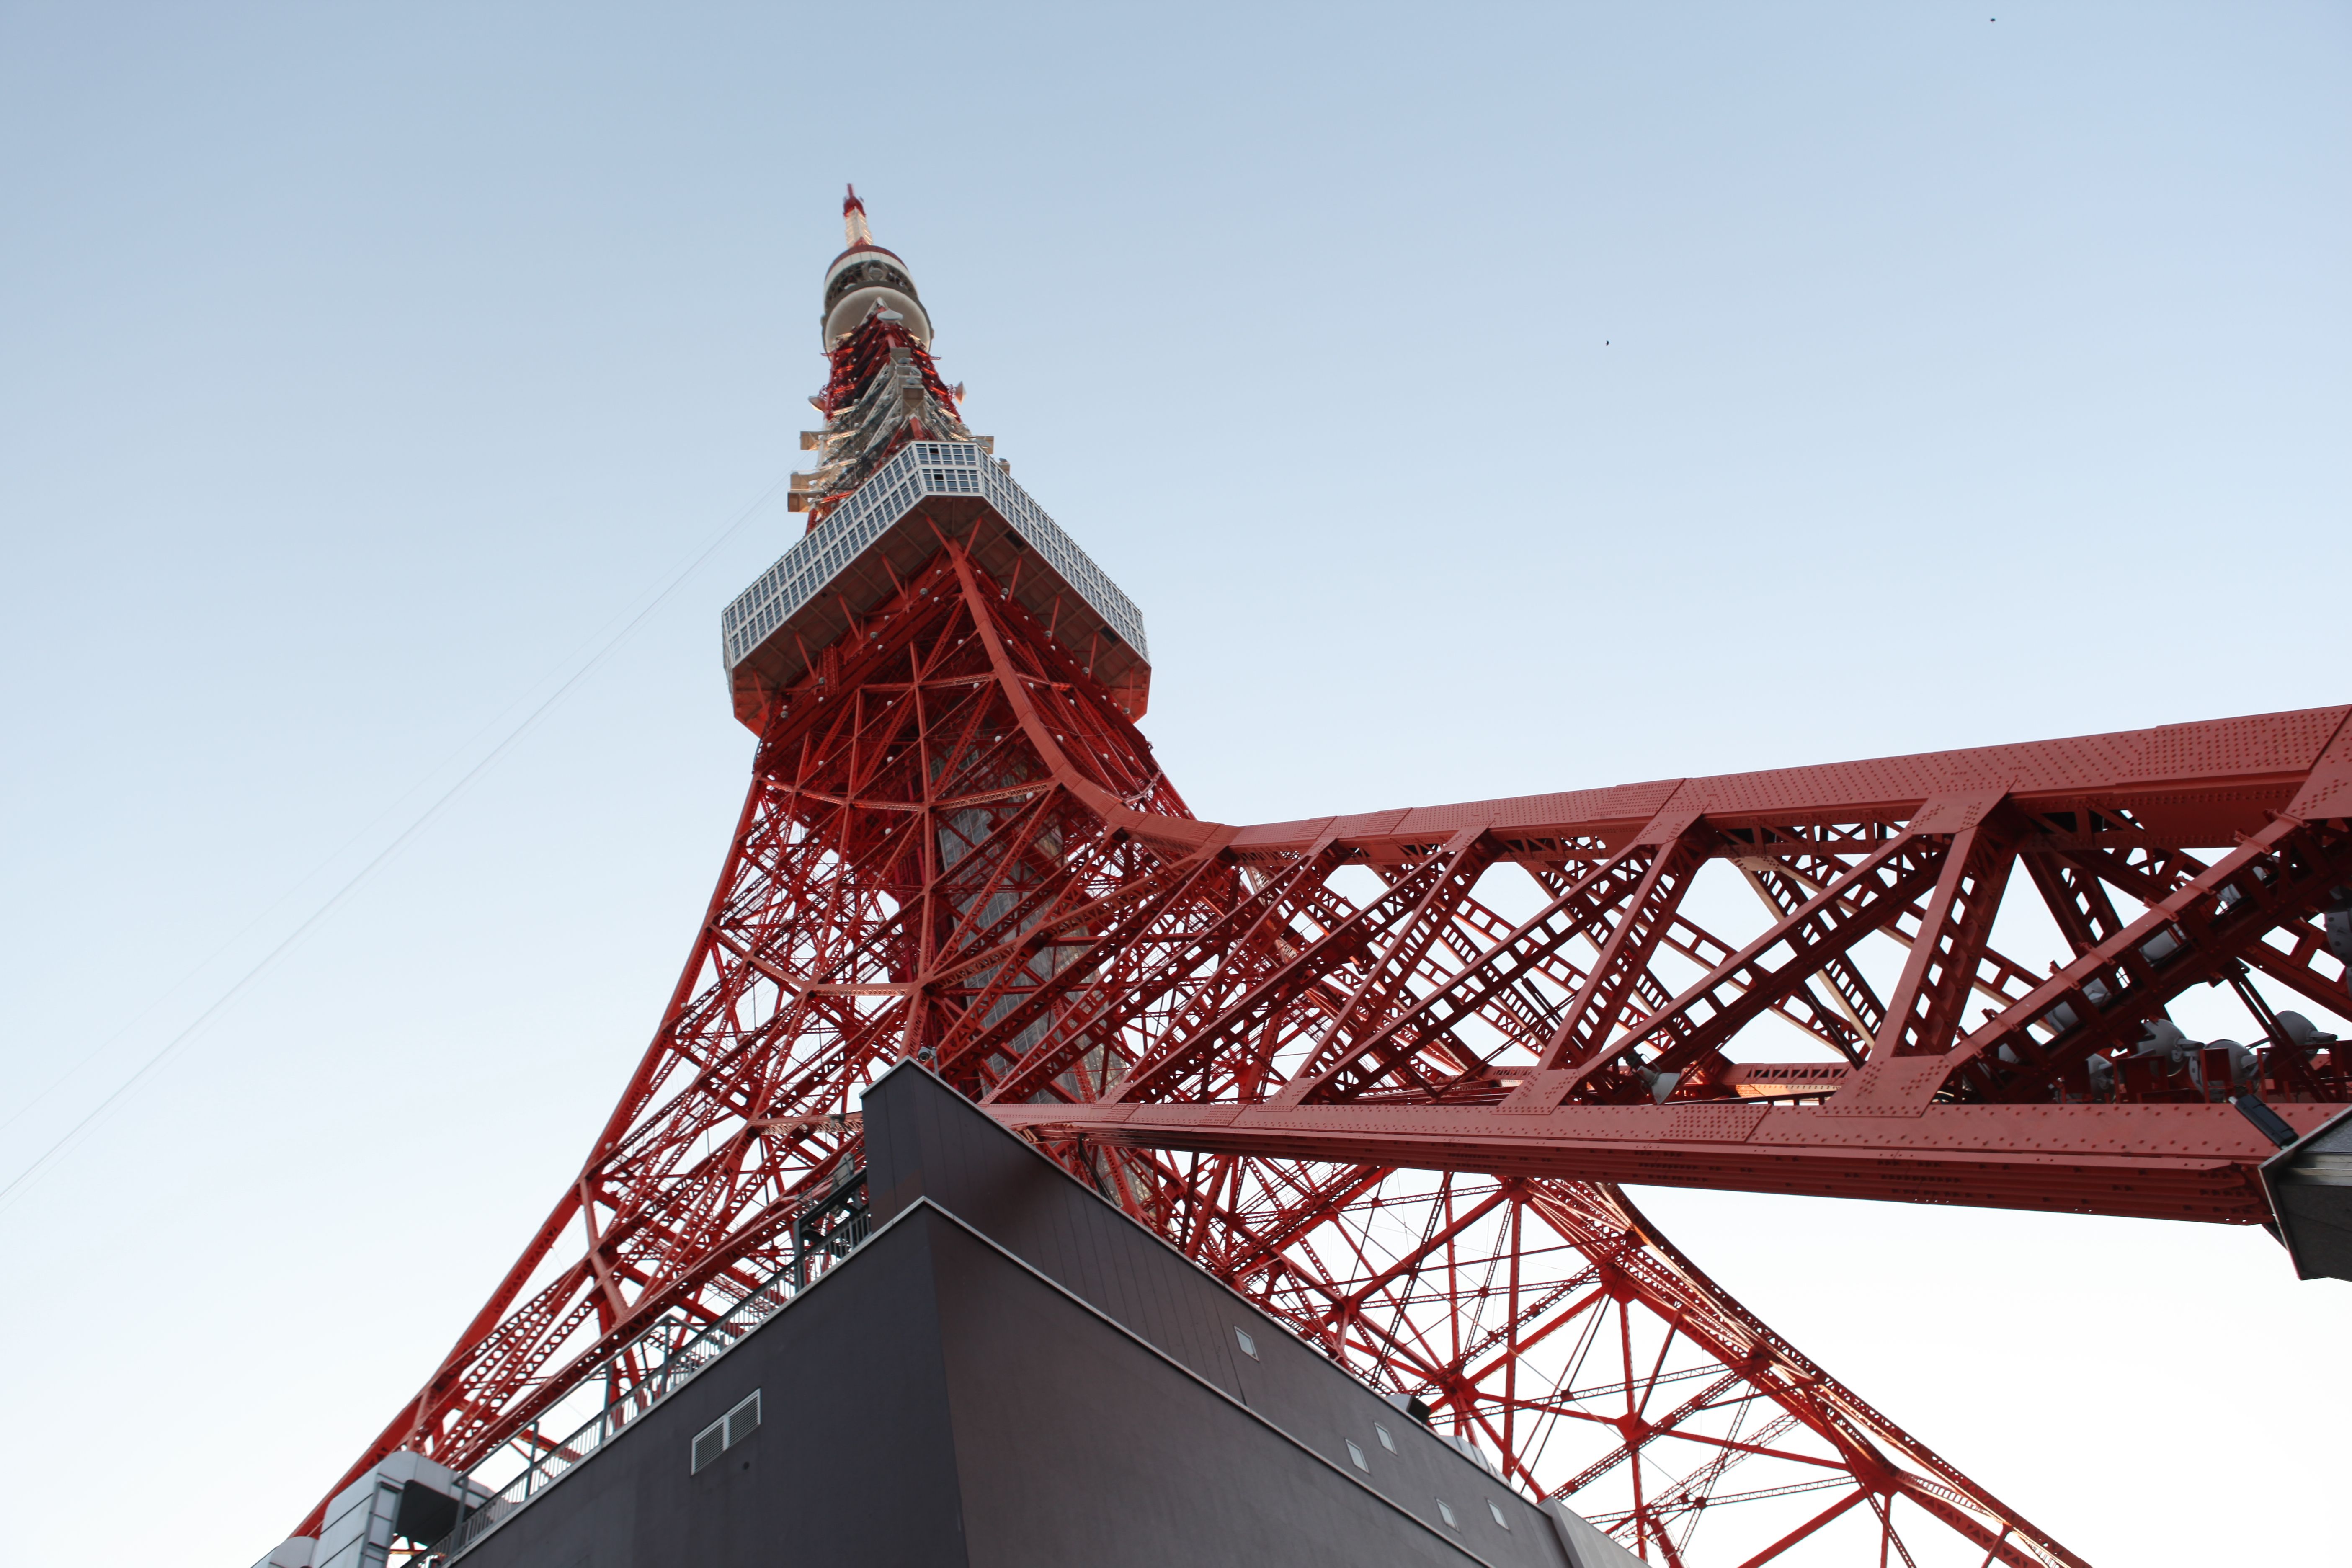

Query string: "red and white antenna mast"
[[792, 186, 974, 522]]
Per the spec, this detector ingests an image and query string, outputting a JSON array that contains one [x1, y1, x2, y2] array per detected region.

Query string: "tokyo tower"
[[260, 188, 2352, 1568]]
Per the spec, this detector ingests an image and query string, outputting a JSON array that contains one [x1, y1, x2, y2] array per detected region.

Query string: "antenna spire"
[[843, 184, 873, 248]]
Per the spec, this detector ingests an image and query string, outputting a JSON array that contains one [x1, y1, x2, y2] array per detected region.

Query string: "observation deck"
[[721, 442, 1150, 726]]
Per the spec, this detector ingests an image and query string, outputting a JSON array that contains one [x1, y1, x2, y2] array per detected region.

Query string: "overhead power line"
[[0, 467, 796, 1217]]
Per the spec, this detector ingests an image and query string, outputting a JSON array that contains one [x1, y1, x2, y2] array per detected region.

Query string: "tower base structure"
[[392, 1065, 1637, 1568]]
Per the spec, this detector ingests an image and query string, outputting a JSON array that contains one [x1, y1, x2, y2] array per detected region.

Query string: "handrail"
[[426, 1178, 872, 1562]]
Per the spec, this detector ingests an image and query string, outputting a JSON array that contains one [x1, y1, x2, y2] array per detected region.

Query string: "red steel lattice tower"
[[278, 192, 2352, 1568]]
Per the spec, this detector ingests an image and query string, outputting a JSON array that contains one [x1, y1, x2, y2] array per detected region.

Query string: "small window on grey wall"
[[1437, 1500, 1460, 1529], [692, 1389, 763, 1474], [1489, 1500, 1509, 1529], [1234, 1326, 1258, 1359], [1376, 1424, 1397, 1453], [1346, 1439, 1368, 1471]]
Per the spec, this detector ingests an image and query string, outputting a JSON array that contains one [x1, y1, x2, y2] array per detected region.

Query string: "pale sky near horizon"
[[2, 4, 2347, 1565]]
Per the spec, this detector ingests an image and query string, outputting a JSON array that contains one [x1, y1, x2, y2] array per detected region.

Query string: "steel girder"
[[300, 531, 2349, 1564], [997, 706, 2352, 1209]]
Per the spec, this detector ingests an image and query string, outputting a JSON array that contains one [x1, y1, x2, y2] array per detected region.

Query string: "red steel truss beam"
[[984, 703, 2352, 1223], [989, 1097, 2330, 1222], [1214, 701, 2352, 863]]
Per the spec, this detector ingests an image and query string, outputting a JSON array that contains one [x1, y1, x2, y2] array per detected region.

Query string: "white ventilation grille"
[[690, 1390, 762, 1474]]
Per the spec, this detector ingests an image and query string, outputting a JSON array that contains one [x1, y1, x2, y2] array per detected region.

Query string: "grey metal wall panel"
[[863, 1065, 1576, 1566], [924, 1211, 1501, 1568]]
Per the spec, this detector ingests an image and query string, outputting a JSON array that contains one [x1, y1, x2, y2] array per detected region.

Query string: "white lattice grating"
[[721, 442, 1148, 672]]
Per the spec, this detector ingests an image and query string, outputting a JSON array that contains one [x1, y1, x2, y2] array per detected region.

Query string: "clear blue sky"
[[2, 4, 2345, 1563]]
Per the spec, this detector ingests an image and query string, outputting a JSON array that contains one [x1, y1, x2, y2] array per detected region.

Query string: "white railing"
[[720, 442, 1149, 671], [429, 1184, 875, 1561]]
